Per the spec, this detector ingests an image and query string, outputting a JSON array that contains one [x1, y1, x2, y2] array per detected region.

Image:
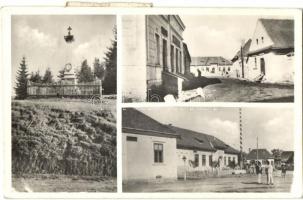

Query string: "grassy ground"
[[123, 173, 293, 193], [12, 175, 116, 192], [200, 78, 294, 102], [11, 98, 117, 192]]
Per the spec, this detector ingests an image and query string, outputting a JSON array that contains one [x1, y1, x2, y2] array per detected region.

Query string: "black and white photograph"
[[122, 107, 294, 192], [122, 15, 295, 102], [11, 15, 117, 192]]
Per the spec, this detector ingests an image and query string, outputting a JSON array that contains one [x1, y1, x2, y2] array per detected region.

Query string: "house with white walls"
[[190, 57, 233, 78], [122, 108, 179, 181], [122, 108, 240, 182], [246, 149, 274, 166], [122, 15, 198, 102], [244, 19, 294, 83]]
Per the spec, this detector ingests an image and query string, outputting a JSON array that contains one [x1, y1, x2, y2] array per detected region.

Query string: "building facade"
[[122, 15, 194, 102], [122, 108, 240, 182], [190, 57, 233, 78], [246, 148, 274, 166], [232, 19, 294, 84]]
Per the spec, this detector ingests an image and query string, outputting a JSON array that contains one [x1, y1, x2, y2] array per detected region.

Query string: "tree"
[[93, 58, 105, 80], [271, 149, 283, 161], [103, 27, 117, 94], [77, 59, 94, 83], [29, 71, 42, 83], [42, 68, 54, 83], [15, 57, 29, 99]]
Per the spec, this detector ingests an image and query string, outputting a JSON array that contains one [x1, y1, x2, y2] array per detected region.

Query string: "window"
[[211, 68, 215, 73], [256, 39, 259, 45], [126, 136, 137, 142], [209, 155, 213, 166], [219, 67, 221, 71], [162, 39, 167, 69], [170, 45, 174, 72], [228, 157, 231, 165], [261, 36, 264, 43], [202, 155, 206, 166], [155, 34, 160, 65], [154, 143, 163, 163], [176, 49, 179, 73], [224, 156, 226, 165], [228, 67, 230, 71], [233, 157, 235, 163], [194, 154, 199, 167], [206, 67, 209, 72], [179, 51, 182, 73]]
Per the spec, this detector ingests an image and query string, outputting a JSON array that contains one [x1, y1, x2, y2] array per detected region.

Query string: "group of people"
[[255, 160, 288, 185]]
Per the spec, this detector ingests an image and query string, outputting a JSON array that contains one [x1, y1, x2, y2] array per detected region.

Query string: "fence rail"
[[27, 80, 102, 98]]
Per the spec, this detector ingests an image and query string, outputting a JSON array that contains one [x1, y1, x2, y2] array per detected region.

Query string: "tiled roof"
[[260, 19, 294, 49], [122, 108, 178, 138], [122, 108, 240, 154], [246, 149, 274, 160], [231, 39, 252, 62], [191, 57, 232, 66]]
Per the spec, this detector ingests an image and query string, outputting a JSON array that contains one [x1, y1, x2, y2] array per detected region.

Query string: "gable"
[[249, 20, 274, 54]]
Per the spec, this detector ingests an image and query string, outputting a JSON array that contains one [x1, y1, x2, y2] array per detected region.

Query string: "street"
[[123, 173, 293, 193], [197, 78, 294, 102]]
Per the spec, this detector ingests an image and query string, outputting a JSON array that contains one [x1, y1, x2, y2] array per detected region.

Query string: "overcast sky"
[[12, 15, 116, 86], [138, 107, 294, 153], [180, 15, 293, 60]]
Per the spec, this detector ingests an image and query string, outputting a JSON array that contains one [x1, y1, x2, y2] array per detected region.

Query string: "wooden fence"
[[27, 80, 102, 98]]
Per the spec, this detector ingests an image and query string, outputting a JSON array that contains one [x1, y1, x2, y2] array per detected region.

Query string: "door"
[[260, 58, 265, 75]]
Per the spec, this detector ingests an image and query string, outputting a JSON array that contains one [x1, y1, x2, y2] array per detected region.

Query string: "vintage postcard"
[[0, 6, 302, 200]]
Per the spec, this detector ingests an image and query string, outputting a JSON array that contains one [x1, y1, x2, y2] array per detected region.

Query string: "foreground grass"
[[12, 174, 116, 192]]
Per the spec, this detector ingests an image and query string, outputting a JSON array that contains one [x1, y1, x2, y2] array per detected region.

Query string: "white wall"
[[190, 65, 233, 78], [122, 133, 178, 181], [176, 149, 238, 171], [247, 52, 294, 83], [122, 15, 147, 102]]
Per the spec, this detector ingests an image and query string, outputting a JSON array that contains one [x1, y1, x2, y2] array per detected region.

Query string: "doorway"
[[260, 58, 265, 75]]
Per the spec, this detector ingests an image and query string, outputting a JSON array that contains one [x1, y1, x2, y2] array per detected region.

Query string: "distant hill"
[[11, 100, 116, 177]]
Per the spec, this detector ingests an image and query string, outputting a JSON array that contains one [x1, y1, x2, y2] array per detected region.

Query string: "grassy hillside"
[[11, 99, 116, 177]]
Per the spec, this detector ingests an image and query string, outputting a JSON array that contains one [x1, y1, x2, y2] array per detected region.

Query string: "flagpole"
[[257, 136, 259, 162]]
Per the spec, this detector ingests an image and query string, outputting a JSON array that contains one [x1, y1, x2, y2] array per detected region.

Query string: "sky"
[[138, 107, 294, 153], [12, 15, 116, 86], [180, 15, 293, 60]]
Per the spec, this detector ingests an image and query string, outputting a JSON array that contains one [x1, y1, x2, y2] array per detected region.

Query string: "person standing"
[[281, 163, 287, 179], [267, 160, 274, 185], [256, 161, 262, 184]]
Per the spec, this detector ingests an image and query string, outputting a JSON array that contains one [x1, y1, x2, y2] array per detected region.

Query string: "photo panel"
[[10, 14, 117, 192], [122, 106, 295, 193], [122, 14, 296, 103]]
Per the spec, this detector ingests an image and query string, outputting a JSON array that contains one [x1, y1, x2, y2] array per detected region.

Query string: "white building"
[[246, 148, 274, 166], [122, 108, 240, 182], [190, 57, 233, 78], [232, 19, 294, 84], [122, 108, 179, 181], [122, 15, 196, 102]]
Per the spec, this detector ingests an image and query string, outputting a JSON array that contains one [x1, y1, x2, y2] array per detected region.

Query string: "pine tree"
[[103, 27, 117, 94], [42, 68, 54, 83], [93, 58, 105, 80], [29, 70, 42, 83], [15, 57, 29, 99], [77, 59, 94, 83]]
